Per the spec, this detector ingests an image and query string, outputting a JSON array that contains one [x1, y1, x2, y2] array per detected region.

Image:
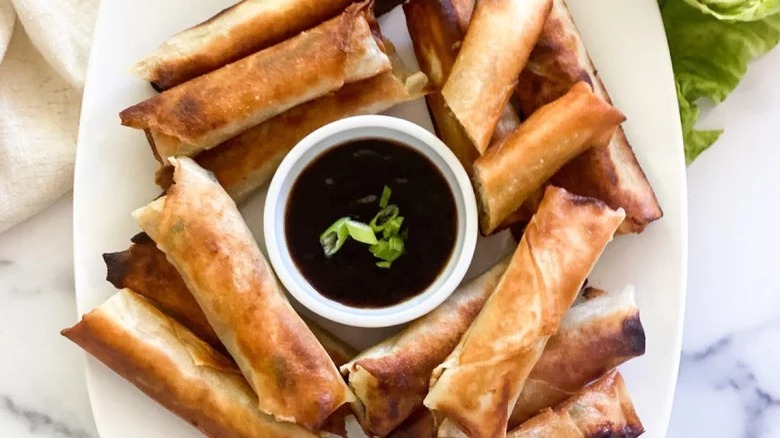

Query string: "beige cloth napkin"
[[0, 0, 98, 233]]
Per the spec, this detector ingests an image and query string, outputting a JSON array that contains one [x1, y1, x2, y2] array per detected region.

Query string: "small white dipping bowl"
[[264, 115, 477, 327]]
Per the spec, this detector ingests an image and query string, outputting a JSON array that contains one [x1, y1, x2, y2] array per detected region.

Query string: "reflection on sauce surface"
[[285, 138, 457, 308]]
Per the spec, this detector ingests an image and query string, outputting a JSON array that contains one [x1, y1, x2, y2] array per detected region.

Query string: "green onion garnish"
[[379, 185, 392, 208], [319, 186, 407, 267]]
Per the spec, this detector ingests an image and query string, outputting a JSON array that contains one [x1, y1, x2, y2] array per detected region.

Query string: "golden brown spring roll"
[[509, 285, 645, 428], [472, 81, 625, 235], [156, 59, 429, 200], [103, 232, 222, 351], [423, 186, 625, 438], [379, 286, 644, 437], [121, 2, 392, 165], [340, 260, 509, 437], [515, 0, 662, 233], [404, 0, 482, 174], [61, 289, 316, 438], [102, 232, 358, 368], [133, 157, 354, 430], [508, 370, 644, 438], [132, 0, 354, 90], [404, 0, 520, 175], [440, 0, 551, 154]]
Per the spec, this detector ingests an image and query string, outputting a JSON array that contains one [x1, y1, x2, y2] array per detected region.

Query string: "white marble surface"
[[1, 45, 779, 438]]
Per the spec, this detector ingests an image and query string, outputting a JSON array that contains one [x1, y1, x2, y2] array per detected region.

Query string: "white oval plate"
[[72, 0, 687, 437]]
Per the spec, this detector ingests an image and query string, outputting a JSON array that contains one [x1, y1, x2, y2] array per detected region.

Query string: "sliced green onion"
[[388, 235, 404, 253], [345, 219, 378, 245], [379, 185, 392, 208], [369, 239, 403, 262], [382, 216, 404, 240], [319, 185, 408, 268], [369, 204, 399, 232], [320, 217, 350, 257]]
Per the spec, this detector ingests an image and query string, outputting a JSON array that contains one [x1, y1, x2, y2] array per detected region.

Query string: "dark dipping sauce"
[[285, 138, 457, 308]]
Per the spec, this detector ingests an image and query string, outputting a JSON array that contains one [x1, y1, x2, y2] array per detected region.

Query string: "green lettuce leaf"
[[682, 0, 780, 21], [661, 0, 780, 162]]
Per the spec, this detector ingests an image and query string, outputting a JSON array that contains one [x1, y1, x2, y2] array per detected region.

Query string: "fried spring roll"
[[103, 232, 222, 351], [472, 82, 625, 235], [508, 285, 645, 428], [121, 2, 392, 165], [383, 285, 645, 436], [404, 0, 519, 174], [440, 0, 551, 154], [133, 157, 354, 430], [102, 233, 358, 367], [423, 186, 625, 438], [508, 370, 644, 438], [403, 0, 474, 173], [156, 59, 429, 200], [515, 0, 662, 233], [132, 0, 354, 90], [61, 289, 316, 438], [340, 260, 509, 437]]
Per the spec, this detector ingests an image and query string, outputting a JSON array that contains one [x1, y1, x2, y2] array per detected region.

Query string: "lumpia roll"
[[103, 232, 222, 351], [508, 370, 644, 438], [509, 285, 645, 428], [440, 0, 551, 154], [133, 157, 354, 430], [132, 0, 354, 90], [121, 2, 392, 165], [404, 0, 520, 174], [156, 59, 429, 201], [515, 0, 662, 233], [423, 186, 625, 438], [61, 289, 316, 438], [472, 81, 625, 235], [102, 233, 358, 367], [341, 261, 509, 437]]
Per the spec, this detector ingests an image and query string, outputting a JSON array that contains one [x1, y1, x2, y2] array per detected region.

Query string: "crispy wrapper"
[[509, 285, 645, 428], [472, 82, 625, 235], [132, 0, 354, 90], [121, 2, 391, 165], [340, 261, 509, 437], [440, 0, 551, 154], [103, 232, 222, 351], [389, 409, 437, 438], [61, 289, 316, 438], [404, 0, 520, 174], [132, 157, 354, 430], [423, 186, 625, 438], [515, 0, 662, 233], [156, 57, 429, 200], [102, 233, 358, 367], [508, 370, 644, 438], [386, 285, 645, 436]]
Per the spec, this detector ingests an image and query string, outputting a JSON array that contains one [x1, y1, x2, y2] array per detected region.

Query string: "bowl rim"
[[264, 115, 478, 327]]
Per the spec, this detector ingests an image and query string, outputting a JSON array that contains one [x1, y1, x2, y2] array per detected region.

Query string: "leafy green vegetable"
[[379, 185, 392, 209], [661, 0, 780, 162], [682, 0, 780, 21]]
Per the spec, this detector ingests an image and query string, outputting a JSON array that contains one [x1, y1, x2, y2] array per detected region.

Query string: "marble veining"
[[1, 395, 93, 438]]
